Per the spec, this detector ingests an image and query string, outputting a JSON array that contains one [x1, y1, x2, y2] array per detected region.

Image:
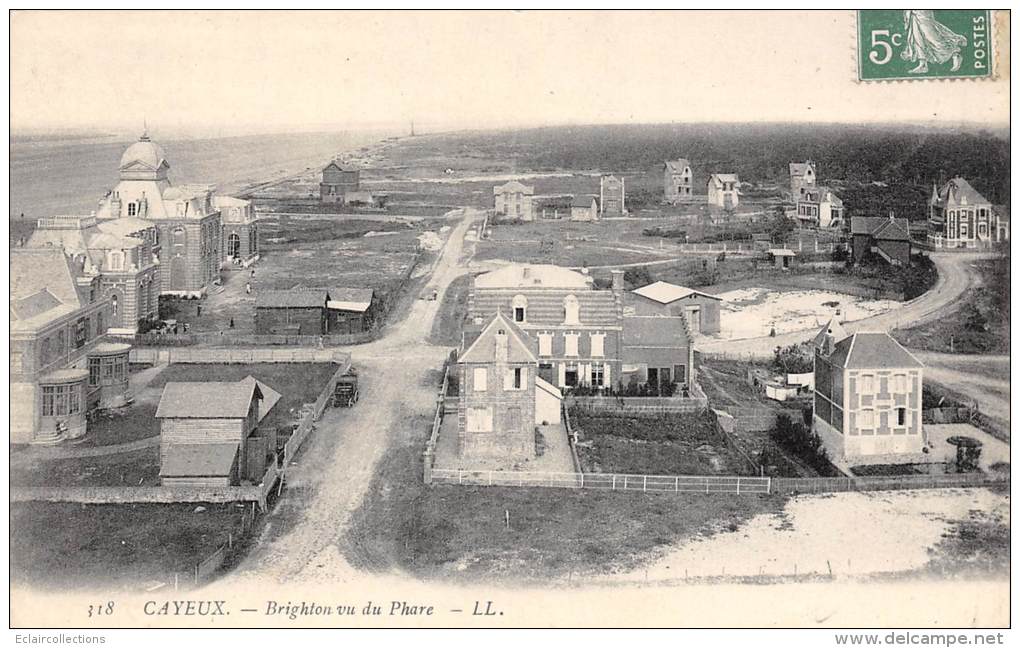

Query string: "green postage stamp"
[[857, 10, 993, 81]]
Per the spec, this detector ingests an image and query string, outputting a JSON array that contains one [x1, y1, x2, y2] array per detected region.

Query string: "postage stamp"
[[857, 10, 994, 81]]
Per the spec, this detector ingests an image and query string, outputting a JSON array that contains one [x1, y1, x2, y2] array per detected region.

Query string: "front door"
[[687, 307, 701, 334]]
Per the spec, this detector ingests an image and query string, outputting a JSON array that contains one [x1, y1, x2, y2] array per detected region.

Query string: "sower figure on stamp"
[[902, 10, 967, 74]]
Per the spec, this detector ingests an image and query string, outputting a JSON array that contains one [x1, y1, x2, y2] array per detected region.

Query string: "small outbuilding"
[[254, 289, 328, 335]]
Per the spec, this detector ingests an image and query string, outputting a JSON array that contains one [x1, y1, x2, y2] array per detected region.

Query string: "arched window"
[[111, 294, 118, 318], [512, 294, 528, 322], [563, 294, 580, 325], [172, 227, 187, 248], [228, 233, 241, 258]]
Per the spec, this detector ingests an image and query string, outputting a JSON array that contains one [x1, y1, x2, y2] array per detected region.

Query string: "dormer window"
[[108, 250, 125, 271], [512, 294, 528, 322], [564, 294, 580, 325]]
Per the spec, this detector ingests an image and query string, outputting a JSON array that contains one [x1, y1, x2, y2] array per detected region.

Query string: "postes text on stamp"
[[858, 10, 993, 81]]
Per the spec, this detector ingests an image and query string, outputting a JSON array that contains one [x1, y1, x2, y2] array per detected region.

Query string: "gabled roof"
[[632, 281, 721, 304], [10, 248, 83, 312], [708, 173, 739, 186], [798, 186, 841, 206], [255, 289, 327, 309], [159, 443, 239, 478], [827, 332, 923, 370], [850, 216, 911, 241], [326, 287, 374, 312], [156, 379, 266, 419], [664, 159, 691, 173], [789, 161, 815, 176], [622, 316, 691, 348], [936, 177, 990, 207], [571, 194, 598, 208], [812, 316, 849, 349], [493, 180, 534, 195], [459, 311, 537, 364], [323, 160, 349, 172], [475, 264, 590, 289]]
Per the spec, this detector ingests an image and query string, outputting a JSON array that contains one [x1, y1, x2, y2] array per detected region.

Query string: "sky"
[[10, 10, 1011, 137]]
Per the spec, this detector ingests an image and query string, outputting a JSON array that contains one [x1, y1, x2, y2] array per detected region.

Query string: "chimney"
[[889, 209, 895, 221], [522, 267, 531, 279], [611, 269, 625, 293], [494, 330, 508, 363]]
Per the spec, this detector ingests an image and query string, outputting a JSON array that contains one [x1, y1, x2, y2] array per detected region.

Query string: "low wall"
[[567, 394, 709, 415], [10, 485, 265, 505], [117, 330, 378, 348], [130, 347, 350, 366]]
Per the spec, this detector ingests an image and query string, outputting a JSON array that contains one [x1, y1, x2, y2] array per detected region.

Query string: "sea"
[[9, 130, 390, 224]]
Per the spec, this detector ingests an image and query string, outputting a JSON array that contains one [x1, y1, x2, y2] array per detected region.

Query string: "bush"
[[768, 413, 837, 476], [772, 344, 814, 374], [623, 266, 655, 288]]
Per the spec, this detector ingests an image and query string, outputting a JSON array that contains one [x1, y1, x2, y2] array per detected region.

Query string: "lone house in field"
[[707, 173, 740, 208], [493, 181, 535, 221], [156, 376, 282, 486], [570, 195, 599, 221], [599, 175, 626, 217], [627, 280, 722, 336], [813, 327, 925, 466], [320, 160, 361, 203], [664, 159, 693, 203]]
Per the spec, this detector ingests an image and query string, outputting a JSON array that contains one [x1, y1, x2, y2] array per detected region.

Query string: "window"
[[41, 384, 80, 417], [466, 407, 493, 432], [564, 333, 579, 357], [89, 358, 100, 386], [473, 367, 487, 392], [108, 250, 124, 271], [591, 362, 605, 387], [590, 333, 605, 357], [859, 409, 874, 428], [111, 294, 118, 318], [228, 233, 241, 258], [892, 374, 907, 393], [538, 333, 552, 357], [674, 364, 687, 384], [860, 374, 874, 394], [512, 294, 527, 322], [897, 408, 906, 426], [127, 203, 137, 217], [504, 367, 525, 390], [563, 295, 580, 325], [74, 318, 87, 348]]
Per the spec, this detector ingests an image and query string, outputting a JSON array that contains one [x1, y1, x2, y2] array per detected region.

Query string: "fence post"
[[612, 474, 617, 490], [488, 471, 492, 486], [643, 475, 647, 492], [675, 476, 679, 492], [579, 473, 584, 489], [737, 478, 741, 495]]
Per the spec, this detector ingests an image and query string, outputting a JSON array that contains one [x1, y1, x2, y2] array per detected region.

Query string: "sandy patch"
[[601, 488, 1008, 582], [715, 288, 903, 339]]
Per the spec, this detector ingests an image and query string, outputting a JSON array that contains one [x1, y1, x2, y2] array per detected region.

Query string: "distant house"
[[813, 328, 925, 466], [325, 287, 375, 334], [621, 315, 696, 392], [789, 161, 817, 198], [320, 161, 361, 203], [493, 181, 535, 221], [664, 159, 693, 203], [533, 195, 572, 220], [928, 177, 1008, 249], [626, 280, 722, 335], [599, 175, 626, 217], [707, 174, 739, 208], [254, 289, 328, 335], [766, 248, 797, 269], [570, 195, 599, 221], [796, 186, 843, 228], [851, 215, 912, 266], [156, 376, 282, 486], [457, 312, 561, 461]]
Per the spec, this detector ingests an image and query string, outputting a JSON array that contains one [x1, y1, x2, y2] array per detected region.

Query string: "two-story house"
[[664, 159, 693, 203], [468, 264, 621, 390], [599, 175, 626, 217], [789, 160, 816, 198], [813, 325, 925, 466], [796, 186, 843, 229], [320, 160, 361, 203], [493, 181, 535, 221], [707, 173, 740, 208], [928, 177, 1008, 249]]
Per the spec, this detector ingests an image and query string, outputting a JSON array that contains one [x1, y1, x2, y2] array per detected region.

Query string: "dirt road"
[[224, 209, 483, 585]]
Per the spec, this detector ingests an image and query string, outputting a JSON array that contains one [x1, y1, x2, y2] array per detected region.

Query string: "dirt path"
[[223, 208, 482, 585]]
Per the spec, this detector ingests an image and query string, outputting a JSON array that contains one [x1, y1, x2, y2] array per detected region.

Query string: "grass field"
[[427, 273, 473, 346], [344, 411, 784, 582], [10, 501, 248, 591]]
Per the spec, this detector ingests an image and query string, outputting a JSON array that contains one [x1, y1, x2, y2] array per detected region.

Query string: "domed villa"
[[94, 132, 259, 297]]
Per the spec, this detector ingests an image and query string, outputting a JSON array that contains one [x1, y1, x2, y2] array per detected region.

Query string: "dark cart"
[[332, 369, 360, 407]]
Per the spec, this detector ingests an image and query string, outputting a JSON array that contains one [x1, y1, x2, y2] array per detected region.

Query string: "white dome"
[[120, 134, 168, 171]]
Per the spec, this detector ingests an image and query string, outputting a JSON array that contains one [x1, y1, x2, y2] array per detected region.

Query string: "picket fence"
[[129, 347, 349, 365], [120, 330, 378, 348], [429, 469, 771, 494]]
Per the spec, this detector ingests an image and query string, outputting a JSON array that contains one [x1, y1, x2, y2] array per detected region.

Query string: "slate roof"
[[470, 289, 620, 327], [789, 162, 815, 176], [665, 159, 691, 173], [475, 264, 590, 289], [255, 289, 327, 309], [493, 180, 534, 195], [632, 281, 721, 304], [798, 186, 841, 206], [10, 248, 83, 329], [827, 332, 923, 370], [622, 316, 691, 348], [159, 443, 239, 478], [709, 173, 739, 185], [850, 216, 911, 241], [156, 379, 265, 419], [811, 317, 849, 349], [459, 311, 537, 364], [571, 194, 598, 208], [936, 177, 990, 207]]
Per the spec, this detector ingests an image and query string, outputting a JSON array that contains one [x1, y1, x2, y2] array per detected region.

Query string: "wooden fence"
[[429, 469, 771, 494], [422, 364, 450, 485]]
